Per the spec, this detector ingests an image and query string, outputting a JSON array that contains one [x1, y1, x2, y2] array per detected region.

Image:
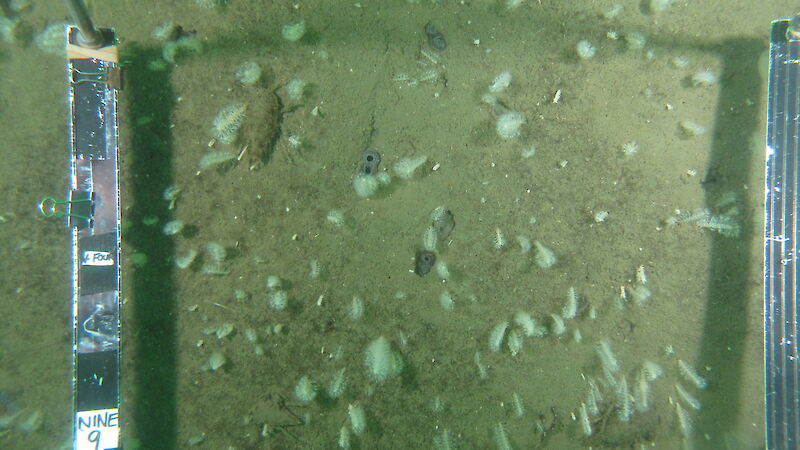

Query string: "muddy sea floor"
[[0, 0, 792, 448]]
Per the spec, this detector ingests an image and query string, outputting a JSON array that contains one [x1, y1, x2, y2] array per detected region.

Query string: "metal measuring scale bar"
[[766, 14, 800, 450], [38, 1, 122, 448]]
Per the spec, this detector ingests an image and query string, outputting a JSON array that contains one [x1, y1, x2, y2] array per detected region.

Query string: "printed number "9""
[[88, 429, 102, 450]]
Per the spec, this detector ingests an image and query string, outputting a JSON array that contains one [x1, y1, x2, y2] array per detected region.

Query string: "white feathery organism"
[[494, 227, 506, 250], [269, 290, 288, 310], [294, 376, 317, 403], [422, 225, 439, 252], [206, 242, 226, 264], [649, 0, 671, 12], [326, 209, 346, 227], [439, 290, 455, 311], [266, 275, 282, 290], [616, 375, 633, 422], [434, 260, 450, 279], [634, 368, 650, 413], [211, 103, 247, 144], [489, 71, 512, 93], [576, 40, 597, 59], [433, 429, 455, 450], [677, 359, 708, 389], [327, 368, 348, 399], [162, 220, 184, 236], [675, 384, 702, 410], [516, 235, 532, 253], [642, 360, 663, 381], [208, 351, 226, 371], [562, 286, 578, 319], [348, 403, 366, 435], [622, 140, 639, 156], [691, 70, 718, 87], [393, 155, 428, 179], [338, 426, 351, 449], [672, 55, 690, 68], [680, 120, 707, 137], [430, 396, 445, 413], [550, 314, 566, 335], [511, 392, 525, 418], [604, 3, 623, 19], [364, 336, 403, 383], [534, 241, 556, 268], [161, 36, 203, 64], [495, 111, 525, 139], [586, 383, 600, 416], [243, 328, 258, 342], [505, 0, 525, 10], [579, 402, 592, 436], [520, 143, 536, 158], [675, 403, 693, 438], [632, 284, 652, 306], [282, 21, 306, 42], [624, 31, 647, 50], [348, 296, 364, 320], [513, 312, 545, 337], [175, 248, 198, 269], [286, 78, 306, 101], [199, 150, 236, 170], [234, 61, 262, 85], [488, 321, 509, 352], [308, 259, 321, 279], [636, 265, 648, 285], [507, 328, 524, 356], [474, 351, 489, 380], [353, 173, 380, 198], [597, 339, 620, 373], [163, 184, 181, 209], [493, 423, 512, 450]]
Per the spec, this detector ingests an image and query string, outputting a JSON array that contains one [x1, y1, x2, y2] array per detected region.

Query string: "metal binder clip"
[[38, 190, 95, 229]]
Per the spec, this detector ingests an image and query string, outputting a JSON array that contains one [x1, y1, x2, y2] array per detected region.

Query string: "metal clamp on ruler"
[[37, 3, 123, 447]]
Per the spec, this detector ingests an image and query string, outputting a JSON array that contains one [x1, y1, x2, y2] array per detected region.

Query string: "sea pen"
[[579, 402, 592, 436], [211, 103, 247, 144], [534, 241, 556, 268], [675, 403, 693, 438], [338, 426, 351, 449], [634, 368, 650, 413], [348, 403, 366, 435], [550, 314, 566, 335], [493, 423, 513, 450], [327, 368, 348, 399], [616, 375, 632, 423], [596, 339, 620, 373], [364, 336, 403, 382], [507, 328, 523, 356], [474, 351, 489, 380], [494, 227, 507, 250], [511, 393, 525, 418], [433, 429, 455, 450], [677, 359, 708, 389], [675, 383, 702, 410], [489, 321, 509, 352], [562, 286, 578, 319]]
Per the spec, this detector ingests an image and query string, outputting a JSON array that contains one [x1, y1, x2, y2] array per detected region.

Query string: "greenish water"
[[0, 0, 784, 448]]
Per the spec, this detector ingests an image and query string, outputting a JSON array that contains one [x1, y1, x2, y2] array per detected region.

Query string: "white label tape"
[[75, 408, 119, 450]]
